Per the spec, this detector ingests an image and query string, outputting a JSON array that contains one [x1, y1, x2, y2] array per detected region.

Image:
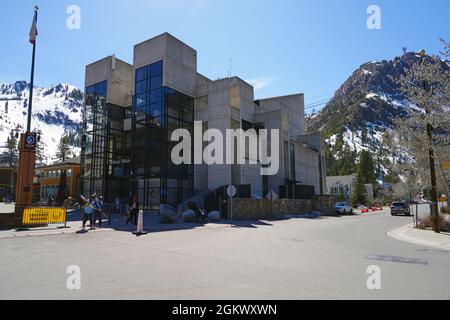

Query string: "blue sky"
[[1, 0, 449, 110]]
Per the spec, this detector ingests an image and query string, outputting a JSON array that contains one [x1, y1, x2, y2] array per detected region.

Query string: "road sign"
[[21, 132, 36, 150], [227, 185, 237, 198], [266, 191, 279, 202]]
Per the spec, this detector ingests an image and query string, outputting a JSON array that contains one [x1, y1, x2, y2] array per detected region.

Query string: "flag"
[[29, 11, 38, 45]]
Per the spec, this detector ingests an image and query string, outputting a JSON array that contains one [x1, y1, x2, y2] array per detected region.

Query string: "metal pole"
[[416, 203, 419, 228], [230, 196, 233, 221], [27, 8, 38, 133]]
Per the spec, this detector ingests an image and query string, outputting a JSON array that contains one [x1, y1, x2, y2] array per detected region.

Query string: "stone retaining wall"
[[229, 196, 337, 220]]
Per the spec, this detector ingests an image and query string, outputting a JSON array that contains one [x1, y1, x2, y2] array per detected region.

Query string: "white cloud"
[[246, 76, 277, 91]]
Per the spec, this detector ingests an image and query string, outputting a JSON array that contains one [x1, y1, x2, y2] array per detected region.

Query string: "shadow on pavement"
[[67, 209, 327, 235], [1, 209, 325, 236]]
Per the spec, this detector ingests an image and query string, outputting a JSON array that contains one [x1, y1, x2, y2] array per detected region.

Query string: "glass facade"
[[82, 61, 194, 209], [132, 61, 194, 209], [81, 81, 133, 200]]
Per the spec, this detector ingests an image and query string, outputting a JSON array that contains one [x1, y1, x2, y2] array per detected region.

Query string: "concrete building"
[[327, 174, 374, 203], [81, 33, 326, 209]]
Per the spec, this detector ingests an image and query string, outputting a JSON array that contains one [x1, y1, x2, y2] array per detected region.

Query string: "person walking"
[[93, 195, 104, 227], [125, 191, 134, 221], [81, 195, 94, 230], [126, 195, 139, 225]]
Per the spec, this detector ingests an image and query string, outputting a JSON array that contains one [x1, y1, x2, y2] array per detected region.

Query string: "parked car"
[[390, 202, 411, 216], [334, 202, 353, 215]]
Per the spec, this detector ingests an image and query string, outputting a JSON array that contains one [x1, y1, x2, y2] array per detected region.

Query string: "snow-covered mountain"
[[306, 52, 449, 179], [0, 81, 83, 165]]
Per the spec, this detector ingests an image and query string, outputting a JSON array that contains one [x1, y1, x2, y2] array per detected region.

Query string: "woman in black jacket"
[[126, 195, 139, 225]]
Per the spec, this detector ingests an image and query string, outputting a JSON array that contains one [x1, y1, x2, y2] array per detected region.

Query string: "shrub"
[[441, 206, 449, 214], [417, 215, 450, 232]]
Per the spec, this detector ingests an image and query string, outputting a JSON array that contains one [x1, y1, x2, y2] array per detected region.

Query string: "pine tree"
[[0, 130, 19, 167], [352, 168, 367, 206], [359, 150, 376, 185], [361, 123, 368, 146], [35, 129, 45, 166], [55, 136, 72, 162]]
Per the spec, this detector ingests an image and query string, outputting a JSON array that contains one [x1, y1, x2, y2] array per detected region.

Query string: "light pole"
[[418, 49, 440, 233]]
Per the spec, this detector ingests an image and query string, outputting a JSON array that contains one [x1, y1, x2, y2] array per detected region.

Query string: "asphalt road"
[[0, 205, 449, 300]]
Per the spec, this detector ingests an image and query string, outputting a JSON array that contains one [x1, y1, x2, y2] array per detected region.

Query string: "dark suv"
[[390, 202, 411, 216]]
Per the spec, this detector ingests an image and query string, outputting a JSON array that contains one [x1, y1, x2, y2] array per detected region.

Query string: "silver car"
[[334, 202, 353, 215]]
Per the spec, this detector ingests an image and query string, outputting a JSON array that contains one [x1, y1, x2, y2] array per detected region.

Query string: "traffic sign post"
[[266, 191, 279, 218], [227, 185, 237, 221]]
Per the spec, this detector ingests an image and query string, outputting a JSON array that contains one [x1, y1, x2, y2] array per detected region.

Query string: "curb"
[[0, 226, 114, 240], [387, 223, 450, 250]]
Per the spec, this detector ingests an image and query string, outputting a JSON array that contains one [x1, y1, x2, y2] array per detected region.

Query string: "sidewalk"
[[388, 223, 450, 250], [0, 209, 323, 239], [0, 210, 237, 239]]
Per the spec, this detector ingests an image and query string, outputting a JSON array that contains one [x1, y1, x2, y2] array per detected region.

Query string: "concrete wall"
[[253, 110, 285, 193], [298, 133, 327, 194], [134, 33, 197, 97], [85, 56, 133, 107], [295, 144, 321, 193], [193, 77, 258, 191], [256, 94, 305, 138]]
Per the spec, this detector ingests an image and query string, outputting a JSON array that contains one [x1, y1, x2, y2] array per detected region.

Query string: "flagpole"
[[27, 6, 38, 132]]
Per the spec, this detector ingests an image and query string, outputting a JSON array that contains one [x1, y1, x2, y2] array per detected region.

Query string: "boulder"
[[159, 214, 176, 224], [208, 211, 221, 221], [182, 209, 197, 223]]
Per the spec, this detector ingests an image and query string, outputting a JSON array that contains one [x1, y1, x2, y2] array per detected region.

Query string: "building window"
[[290, 143, 296, 181]]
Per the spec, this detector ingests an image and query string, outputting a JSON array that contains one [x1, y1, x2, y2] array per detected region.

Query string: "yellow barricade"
[[443, 159, 450, 171], [22, 207, 67, 226]]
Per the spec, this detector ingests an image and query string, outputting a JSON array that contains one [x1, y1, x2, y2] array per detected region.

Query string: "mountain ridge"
[[0, 81, 84, 165], [306, 52, 450, 180]]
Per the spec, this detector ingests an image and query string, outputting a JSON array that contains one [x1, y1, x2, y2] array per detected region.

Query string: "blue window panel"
[[136, 80, 147, 94], [135, 94, 147, 108], [148, 102, 163, 118], [136, 66, 147, 82], [97, 81, 107, 96], [150, 75, 162, 90], [86, 85, 96, 95], [150, 61, 163, 77], [149, 88, 163, 103]]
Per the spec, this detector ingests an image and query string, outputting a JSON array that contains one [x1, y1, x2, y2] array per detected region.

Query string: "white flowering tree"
[[390, 40, 450, 225]]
